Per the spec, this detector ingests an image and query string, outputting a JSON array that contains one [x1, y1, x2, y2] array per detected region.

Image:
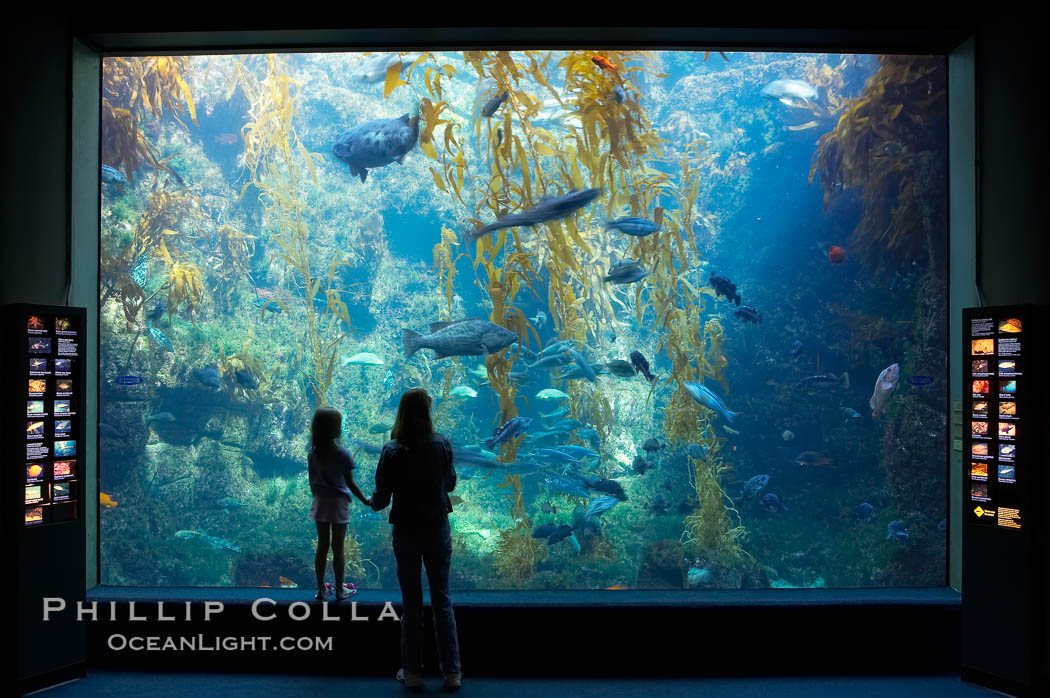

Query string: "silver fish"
[[869, 363, 900, 417]]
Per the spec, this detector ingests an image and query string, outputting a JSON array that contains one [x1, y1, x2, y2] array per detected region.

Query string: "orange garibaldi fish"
[[591, 55, 618, 72]]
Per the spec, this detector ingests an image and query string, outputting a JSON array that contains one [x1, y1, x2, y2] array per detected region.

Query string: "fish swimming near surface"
[[470, 188, 603, 240], [591, 55, 618, 71], [332, 113, 420, 183], [353, 52, 421, 83], [403, 318, 516, 359], [760, 79, 818, 107], [795, 373, 850, 390], [708, 273, 741, 305], [606, 216, 660, 237], [733, 305, 762, 324], [683, 382, 740, 423], [603, 259, 650, 284], [480, 90, 509, 118], [870, 363, 900, 417], [629, 351, 655, 382]]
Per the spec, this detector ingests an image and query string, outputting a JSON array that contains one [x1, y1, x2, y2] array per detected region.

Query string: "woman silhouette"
[[370, 388, 462, 691]]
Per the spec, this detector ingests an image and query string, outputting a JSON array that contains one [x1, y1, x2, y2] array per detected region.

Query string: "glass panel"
[[99, 51, 948, 589]]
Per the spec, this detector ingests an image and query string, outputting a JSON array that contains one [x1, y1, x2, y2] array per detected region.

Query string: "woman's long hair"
[[390, 388, 433, 447], [311, 406, 342, 457]]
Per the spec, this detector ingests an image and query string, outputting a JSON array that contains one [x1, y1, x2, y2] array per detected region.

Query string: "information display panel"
[[18, 311, 83, 526], [964, 311, 1027, 530], [961, 305, 1049, 697]]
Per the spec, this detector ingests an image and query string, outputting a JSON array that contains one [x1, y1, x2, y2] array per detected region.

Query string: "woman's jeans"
[[392, 517, 461, 676]]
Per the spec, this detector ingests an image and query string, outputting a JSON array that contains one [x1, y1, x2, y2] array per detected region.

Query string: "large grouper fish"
[[332, 112, 420, 182], [470, 188, 602, 240], [404, 318, 517, 359]]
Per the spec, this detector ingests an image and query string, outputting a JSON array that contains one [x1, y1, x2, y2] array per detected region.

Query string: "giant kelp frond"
[[102, 57, 197, 184], [809, 55, 946, 276], [236, 54, 343, 409]]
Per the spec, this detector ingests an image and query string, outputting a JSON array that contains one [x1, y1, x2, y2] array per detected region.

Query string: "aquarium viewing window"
[[98, 49, 948, 590]]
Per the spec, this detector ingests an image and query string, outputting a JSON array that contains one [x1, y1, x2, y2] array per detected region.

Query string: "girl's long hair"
[[390, 388, 433, 448], [311, 406, 342, 457]]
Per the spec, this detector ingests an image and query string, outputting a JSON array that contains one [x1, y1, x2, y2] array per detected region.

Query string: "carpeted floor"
[[35, 671, 997, 697]]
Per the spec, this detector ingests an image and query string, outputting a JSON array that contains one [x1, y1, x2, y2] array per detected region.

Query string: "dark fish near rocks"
[[403, 318, 517, 359], [760, 492, 788, 512], [332, 113, 420, 183], [470, 188, 602, 240], [734, 305, 761, 324], [641, 438, 665, 452], [886, 520, 910, 543], [630, 350, 655, 382], [192, 365, 221, 388], [582, 476, 627, 500], [632, 455, 651, 475], [235, 369, 259, 390], [709, 273, 740, 305], [857, 502, 875, 521]]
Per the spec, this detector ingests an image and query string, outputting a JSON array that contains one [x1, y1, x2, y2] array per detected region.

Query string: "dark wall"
[[1, 22, 71, 306], [976, 25, 1050, 305]]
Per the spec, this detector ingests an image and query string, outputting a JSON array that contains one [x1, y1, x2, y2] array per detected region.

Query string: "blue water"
[[98, 51, 948, 590]]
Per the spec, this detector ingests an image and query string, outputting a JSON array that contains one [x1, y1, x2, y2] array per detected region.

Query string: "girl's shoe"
[[396, 668, 422, 690], [327, 582, 357, 600]]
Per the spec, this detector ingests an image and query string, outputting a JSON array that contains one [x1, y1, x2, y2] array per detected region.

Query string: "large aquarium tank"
[[98, 49, 948, 590]]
